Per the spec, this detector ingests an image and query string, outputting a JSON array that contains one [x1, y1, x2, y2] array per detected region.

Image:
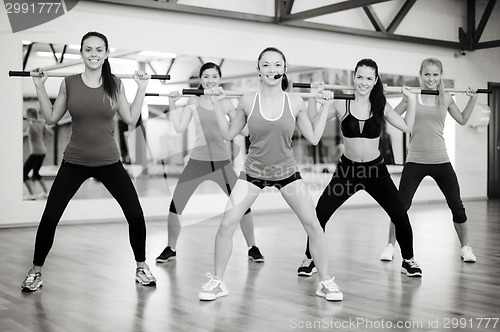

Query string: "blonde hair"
[[419, 58, 445, 110]]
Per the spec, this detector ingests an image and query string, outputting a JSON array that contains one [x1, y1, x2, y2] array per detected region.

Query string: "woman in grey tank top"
[[155, 62, 264, 264], [21, 31, 157, 292], [380, 58, 479, 263], [197, 47, 344, 302]]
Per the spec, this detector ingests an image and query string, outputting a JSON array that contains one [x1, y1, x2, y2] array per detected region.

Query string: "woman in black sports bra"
[[298, 58, 424, 279]]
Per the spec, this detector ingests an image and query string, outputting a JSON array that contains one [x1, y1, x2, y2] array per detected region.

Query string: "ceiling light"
[[36, 51, 81, 59], [139, 51, 177, 59]]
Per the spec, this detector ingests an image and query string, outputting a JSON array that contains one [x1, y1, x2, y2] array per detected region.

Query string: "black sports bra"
[[341, 100, 382, 139]]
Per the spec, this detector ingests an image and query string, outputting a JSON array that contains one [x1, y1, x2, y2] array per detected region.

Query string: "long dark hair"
[[257, 47, 289, 91], [198, 62, 222, 89], [354, 58, 386, 126], [80, 31, 119, 105]]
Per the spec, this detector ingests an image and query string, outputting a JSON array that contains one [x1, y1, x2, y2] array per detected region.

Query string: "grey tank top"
[[244, 91, 298, 181], [63, 74, 121, 166], [406, 95, 449, 164], [28, 122, 47, 155], [190, 104, 230, 161]]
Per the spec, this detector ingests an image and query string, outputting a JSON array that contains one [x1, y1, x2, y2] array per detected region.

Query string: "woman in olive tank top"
[[155, 62, 264, 264], [380, 58, 479, 263], [197, 47, 344, 302], [21, 31, 157, 292]]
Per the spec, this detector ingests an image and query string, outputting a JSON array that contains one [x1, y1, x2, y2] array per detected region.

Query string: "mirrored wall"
[[22, 41, 447, 200]]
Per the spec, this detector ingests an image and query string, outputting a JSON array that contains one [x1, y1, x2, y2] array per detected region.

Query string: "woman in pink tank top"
[[381, 58, 479, 263], [155, 62, 264, 264], [197, 47, 344, 302]]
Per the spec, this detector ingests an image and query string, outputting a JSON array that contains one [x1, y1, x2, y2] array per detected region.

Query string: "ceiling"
[[21, 0, 499, 90], [89, 0, 500, 51]]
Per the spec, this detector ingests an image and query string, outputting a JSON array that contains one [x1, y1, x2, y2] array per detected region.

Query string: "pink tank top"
[[190, 104, 230, 161], [244, 92, 298, 180]]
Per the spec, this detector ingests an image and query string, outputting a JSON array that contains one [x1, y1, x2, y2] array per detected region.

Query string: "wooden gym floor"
[[0, 199, 499, 332]]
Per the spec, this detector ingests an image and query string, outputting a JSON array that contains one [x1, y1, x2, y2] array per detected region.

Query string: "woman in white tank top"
[[197, 47, 344, 302]]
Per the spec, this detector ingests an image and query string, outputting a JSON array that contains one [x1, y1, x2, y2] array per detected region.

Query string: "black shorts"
[[238, 172, 302, 190]]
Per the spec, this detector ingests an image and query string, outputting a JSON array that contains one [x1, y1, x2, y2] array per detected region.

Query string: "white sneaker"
[[461, 245, 477, 262], [316, 277, 343, 301], [199, 273, 228, 301], [380, 243, 395, 261]]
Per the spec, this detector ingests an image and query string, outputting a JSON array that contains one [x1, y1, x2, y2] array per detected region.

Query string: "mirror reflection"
[[22, 41, 438, 201]]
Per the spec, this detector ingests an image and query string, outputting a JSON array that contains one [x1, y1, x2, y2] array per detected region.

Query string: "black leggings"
[[23, 154, 45, 181], [33, 160, 146, 266], [305, 155, 414, 260], [399, 162, 466, 223]]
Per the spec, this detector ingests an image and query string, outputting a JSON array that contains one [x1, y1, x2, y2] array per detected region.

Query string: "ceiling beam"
[[363, 5, 386, 32], [91, 0, 275, 23], [284, 0, 295, 15], [387, 0, 416, 33], [90, 0, 498, 51], [476, 39, 500, 49], [275, 0, 283, 23], [22, 43, 34, 71], [282, 20, 463, 49], [279, 0, 392, 23], [473, 0, 497, 46]]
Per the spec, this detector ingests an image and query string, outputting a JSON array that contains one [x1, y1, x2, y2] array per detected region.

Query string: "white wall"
[[1, 1, 498, 227]]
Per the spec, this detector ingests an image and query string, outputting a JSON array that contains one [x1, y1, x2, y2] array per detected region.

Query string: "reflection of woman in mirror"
[[155, 62, 264, 264], [380, 58, 478, 263], [21, 31, 157, 292], [23, 107, 52, 200], [199, 47, 342, 302], [300, 59, 422, 278]]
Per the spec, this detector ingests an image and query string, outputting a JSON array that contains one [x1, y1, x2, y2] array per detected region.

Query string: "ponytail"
[[281, 73, 289, 91], [102, 58, 119, 106], [354, 58, 386, 127]]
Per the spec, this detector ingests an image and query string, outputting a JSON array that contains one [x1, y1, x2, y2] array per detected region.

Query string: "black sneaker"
[[401, 258, 422, 277], [298, 257, 317, 277], [156, 246, 176, 263], [248, 246, 264, 263]]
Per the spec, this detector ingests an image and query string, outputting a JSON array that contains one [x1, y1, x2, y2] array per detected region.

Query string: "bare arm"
[[446, 89, 478, 125], [168, 93, 195, 134], [394, 97, 408, 116], [33, 72, 68, 125], [295, 91, 333, 145], [212, 90, 248, 141], [385, 87, 416, 133], [116, 73, 148, 126]]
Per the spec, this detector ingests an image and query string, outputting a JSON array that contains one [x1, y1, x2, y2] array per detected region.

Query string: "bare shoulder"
[[443, 92, 455, 105], [287, 93, 306, 115], [238, 92, 257, 110], [287, 93, 305, 105]]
